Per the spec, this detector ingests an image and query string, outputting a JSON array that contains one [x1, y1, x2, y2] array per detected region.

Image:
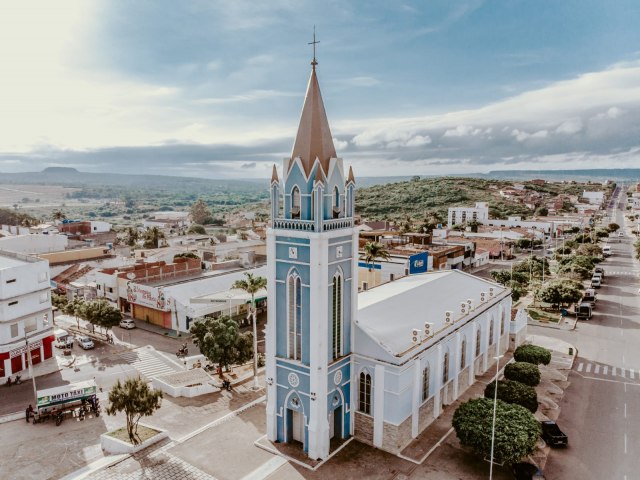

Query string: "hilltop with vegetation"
[[354, 176, 608, 222]]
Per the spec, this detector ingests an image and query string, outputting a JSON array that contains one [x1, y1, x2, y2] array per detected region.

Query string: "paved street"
[[532, 185, 640, 479]]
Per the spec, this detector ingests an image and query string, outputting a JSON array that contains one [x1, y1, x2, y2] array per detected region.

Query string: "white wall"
[[0, 234, 68, 254]]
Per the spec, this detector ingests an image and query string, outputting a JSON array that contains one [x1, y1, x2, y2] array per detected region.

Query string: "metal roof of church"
[[289, 65, 337, 177], [356, 270, 508, 358]]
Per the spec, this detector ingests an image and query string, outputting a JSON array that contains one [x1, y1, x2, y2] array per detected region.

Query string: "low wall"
[[100, 424, 168, 455]]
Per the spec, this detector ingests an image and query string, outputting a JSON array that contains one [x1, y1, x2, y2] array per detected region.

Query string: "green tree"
[[490, 270, 529, 286], [52, 210, 66, 222], [575, 244, 603, 258], [124, 227, 139, 247], [484, 379, 538, 413], [635, 239, 640, 260], [190, 315, 253, 373], [504, 362, 541, 386], [64, 297, 86, 329], [105, 377, 163, 445], [190, 198, 212, 225], [555, 246, 572, 256], [187, 224, 206, 235], [514, 344, 551, 366], [232, 272, 267, 389], [84, 299, 122, 334], [534, 206, 549, 216], [143, 226, 165, 249], [452, 398, 541, 464], [363, 241, 390, 287], [537, 280, 583, 309]]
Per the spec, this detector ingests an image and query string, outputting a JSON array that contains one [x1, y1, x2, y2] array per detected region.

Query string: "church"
[[265, 53, 521, 460]]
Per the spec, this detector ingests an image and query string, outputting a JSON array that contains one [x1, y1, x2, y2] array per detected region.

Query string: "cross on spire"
[[308, 26, 319, 68]]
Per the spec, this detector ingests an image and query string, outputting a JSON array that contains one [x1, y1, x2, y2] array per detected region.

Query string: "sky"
[[1, 0, 640, 179]]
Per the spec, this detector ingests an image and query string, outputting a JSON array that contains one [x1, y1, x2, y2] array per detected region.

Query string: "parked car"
[[582, 288, 597, 309], [618, 231, 624, 237], [593, 267, 605, 280], [119, 319, 136, 329], [591, 276, 602, 289], [53, 329, 74, 349], [77, 336, 95, 350], [602, 245, 612, 257], [541, 420, 568, 447], [512, 462, 546, 480], [575, 302, 593, 320]]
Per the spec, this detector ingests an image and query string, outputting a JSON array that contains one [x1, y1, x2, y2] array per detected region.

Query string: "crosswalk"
[[576, 361, 638, 381], [120, 348, 183, 379], [606, 271, 640, 276]]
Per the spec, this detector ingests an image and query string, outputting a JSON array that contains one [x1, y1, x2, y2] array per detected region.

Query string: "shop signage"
[[10, 339, 42, 359], [409, 251, 429, 274], [126, 282, 168, 311], [37, 384, 97, 408]]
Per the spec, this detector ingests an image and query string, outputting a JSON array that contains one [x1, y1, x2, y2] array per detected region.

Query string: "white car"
[[77, 336, 95, 350], [618, 232, 624, 237], [119, 319, 136, 329]]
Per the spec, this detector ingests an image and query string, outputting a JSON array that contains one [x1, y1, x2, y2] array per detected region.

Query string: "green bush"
[[452, 398, 541, 464], [504, 362, 541, 386], [514, 344, 552, 366], [484, 379, 538, 413]]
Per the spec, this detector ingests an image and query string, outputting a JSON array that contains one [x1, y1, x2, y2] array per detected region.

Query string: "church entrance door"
[[291, 410, 304, 443], [332, 406, 343, 439]]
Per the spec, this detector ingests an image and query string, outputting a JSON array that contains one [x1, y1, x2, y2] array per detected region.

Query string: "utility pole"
[[25, 333, 38, 404]]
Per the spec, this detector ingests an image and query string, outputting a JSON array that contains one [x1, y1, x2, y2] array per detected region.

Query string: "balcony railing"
[[272, 217, 354, 232]]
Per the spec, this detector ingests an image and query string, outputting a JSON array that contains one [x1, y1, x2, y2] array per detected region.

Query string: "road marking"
[[631, 369, 636, 379], [625, 403, 627, 419], [625, 433, 628, 454], [620, 369, 626, 378], [595, 365, 601, 374], [612, 367, 617, 376], [586, 364, 592, 373]]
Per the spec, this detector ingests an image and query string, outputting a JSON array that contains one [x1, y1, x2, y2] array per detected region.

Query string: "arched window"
[[291, 186, 300, 219], [489, 319, 495, 346], [332, 272, 343, 360], [422, 365, 430, 401], [333, 186, 341, 218], [460, 338, 467, 369], [288, 272, 302, 360], [476, 328, 481, 357], [500, 310, 505, 335], [442, 351, 450, 384], [359, 371, 372, 414]]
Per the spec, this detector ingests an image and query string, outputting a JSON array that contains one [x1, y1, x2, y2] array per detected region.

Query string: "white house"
[[448, 202, 489, 227], [0, 251, 54, 380], [582, 191, 605, 205]]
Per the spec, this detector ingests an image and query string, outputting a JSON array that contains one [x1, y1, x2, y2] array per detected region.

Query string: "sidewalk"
[[399, 354, 514, 464]]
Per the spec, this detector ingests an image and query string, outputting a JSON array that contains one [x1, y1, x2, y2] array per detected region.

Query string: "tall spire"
[[290, 32, 336, 177]]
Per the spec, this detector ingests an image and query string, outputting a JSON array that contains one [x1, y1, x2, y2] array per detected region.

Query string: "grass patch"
[[107, 425, 161, 445], [526, 308, 561, 323]]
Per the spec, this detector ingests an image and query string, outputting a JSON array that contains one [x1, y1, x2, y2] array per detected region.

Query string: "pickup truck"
[[541, 420, 568, 447]]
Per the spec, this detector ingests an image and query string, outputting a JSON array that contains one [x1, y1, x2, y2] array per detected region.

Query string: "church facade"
[[265, 59, 520, 461]]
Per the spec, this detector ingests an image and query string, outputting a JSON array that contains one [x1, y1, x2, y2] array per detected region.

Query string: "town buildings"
[[0, 251, 54, 380]]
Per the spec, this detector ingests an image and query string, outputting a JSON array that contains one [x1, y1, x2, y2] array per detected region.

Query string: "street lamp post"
[[24, 334, 38, 404], [489, 354, 504, 480]]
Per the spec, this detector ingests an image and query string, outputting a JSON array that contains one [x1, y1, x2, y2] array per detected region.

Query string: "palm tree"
[[232, 272, 267, 389], [52, 210, 66, 223], [363, 241, 390, 288], [125, 227, 139, 247], [143, 227, 165, 249]]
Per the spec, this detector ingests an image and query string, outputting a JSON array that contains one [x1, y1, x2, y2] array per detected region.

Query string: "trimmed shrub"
[[484, 379, 538, 413], [514, 344, 552, 366], [453, 398, 541, 464], [504, 362, 541, 386]]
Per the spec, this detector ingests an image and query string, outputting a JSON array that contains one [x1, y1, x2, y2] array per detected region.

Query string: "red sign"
[[10, 339, 42, 359]]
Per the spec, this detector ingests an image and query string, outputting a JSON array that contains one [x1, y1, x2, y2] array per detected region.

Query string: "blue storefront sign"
[[409, 251, 429, 274], [358, 262, 382, 270]]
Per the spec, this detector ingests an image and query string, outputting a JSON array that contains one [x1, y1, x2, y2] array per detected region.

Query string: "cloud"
[[241, 162, 256, 169], [443, 125, 481, 137], [333, 138, 349, 150], [405, 135, 432, 147], [555, 118, 583, 135], [336, 76, 381, 87], [195, 89, 297, 105]]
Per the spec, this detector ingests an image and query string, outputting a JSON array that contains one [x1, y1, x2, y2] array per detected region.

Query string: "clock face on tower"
[[288, 247, 298, 259]]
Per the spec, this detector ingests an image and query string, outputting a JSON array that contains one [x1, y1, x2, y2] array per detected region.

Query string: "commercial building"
[[448, 202, 489, 227], [0, 251, 54, 379]]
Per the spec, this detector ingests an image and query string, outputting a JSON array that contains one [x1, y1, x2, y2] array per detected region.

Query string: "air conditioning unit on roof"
[[411, 329, 422, 344], [424, 322, 434, 337]]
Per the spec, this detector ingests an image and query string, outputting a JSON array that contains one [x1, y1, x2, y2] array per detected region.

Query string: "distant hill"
[[354, 176, 601, 222], [0, 168, 267, 193]]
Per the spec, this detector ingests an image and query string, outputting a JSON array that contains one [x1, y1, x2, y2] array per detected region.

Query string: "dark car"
[[541, 420, 568, 447], [512, 462, 546, 480]]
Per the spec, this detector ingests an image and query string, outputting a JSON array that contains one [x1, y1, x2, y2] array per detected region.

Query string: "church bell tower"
[[265, 48, 358, 460]]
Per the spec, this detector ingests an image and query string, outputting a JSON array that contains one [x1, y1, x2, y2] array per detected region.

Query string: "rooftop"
[[356, 270, 507, 358]]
